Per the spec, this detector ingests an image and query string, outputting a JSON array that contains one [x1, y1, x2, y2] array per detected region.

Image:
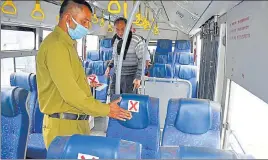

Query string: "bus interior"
[[1, 0, 268, 159]]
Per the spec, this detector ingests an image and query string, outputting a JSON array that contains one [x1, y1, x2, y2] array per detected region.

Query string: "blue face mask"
[[66, 17, 88, 40]]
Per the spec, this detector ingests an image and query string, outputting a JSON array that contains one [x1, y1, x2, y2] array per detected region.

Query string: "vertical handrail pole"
[[141, 8, 162, 94], [115, 1, 141, 94]]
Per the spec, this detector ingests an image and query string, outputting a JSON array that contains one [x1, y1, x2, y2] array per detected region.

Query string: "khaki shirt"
[[36, 26, 109, 116]]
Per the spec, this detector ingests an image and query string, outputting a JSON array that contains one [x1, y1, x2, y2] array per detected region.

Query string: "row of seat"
[[1, 78, 253, 159], [47, 134, 252, 159], [86, 38, 113, 62]]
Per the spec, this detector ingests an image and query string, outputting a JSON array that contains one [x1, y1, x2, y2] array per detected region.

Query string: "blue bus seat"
[[155, 39, 173, 54], [100, 38, 113, 61], [87, 50, 100, 61], [160, 146, 239, 159], [1, 87, 29, 159], [174, 40, 191, 52], [107, 94, 160, 159], [10, 72, 46, 158], [174, 65, 197, 98], [174, 52, 194, 65], [47, 135, 142, 159], [162, 98, 221, 149], [86, 61, 109, 103], [149, 63, 173, 78], [154, 52, 174, 65]]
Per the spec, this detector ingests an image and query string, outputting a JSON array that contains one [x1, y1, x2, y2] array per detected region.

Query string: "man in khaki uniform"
[[36, 0, 131, 149]]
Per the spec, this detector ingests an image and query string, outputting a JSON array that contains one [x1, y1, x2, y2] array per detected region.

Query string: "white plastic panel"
[[173, 1, 210, 18], [226, 1, 268, 104], [144, 78, 192, 128]]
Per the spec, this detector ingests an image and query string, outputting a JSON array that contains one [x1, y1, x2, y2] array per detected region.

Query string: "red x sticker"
[[78, 153, 99, 159], [128, 100, 140, 112], [87, 74, 99, 84]]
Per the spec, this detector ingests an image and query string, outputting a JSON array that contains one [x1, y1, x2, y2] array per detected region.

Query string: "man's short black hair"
[[59, 0, 93, 18], [114, 17, 127, 25]]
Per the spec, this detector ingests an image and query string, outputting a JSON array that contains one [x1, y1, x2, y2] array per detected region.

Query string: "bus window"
[[148, 45, 156, 55], [77, 39, 83, 58], [1, 58, 14, 87], [228, 81, 268, 158], [43, 30, 52, 40], [86, 35, 99, 50], [15, 56, 36, 73], [1, 30, 35, 50]]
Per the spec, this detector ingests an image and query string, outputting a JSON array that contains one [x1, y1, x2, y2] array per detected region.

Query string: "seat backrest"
[[10, 72, 43, 133], [162, 98, 221, 149], [160, 146, 237, 159], [155, 39, 173, 54], [174, 52, 194, 65], [154, 52, 174, 65], [87, 50, 100, 61], [174, 40, 191, 52], [86, 61, 109, 102], [1, 87, 29, 159], [100, 38, 113, 61], [47, 135, 142, 159], [174, 65, 197, 98], [107, 94, 160, 159], [149, 63, 173, 78]]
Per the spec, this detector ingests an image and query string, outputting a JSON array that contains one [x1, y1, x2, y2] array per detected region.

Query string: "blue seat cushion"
[[100, 38, 112, 48], [149, 64, 172, 78], [175, 40, 191, 52], [155, 39, 173, 54], [27, 133, 47, 159]]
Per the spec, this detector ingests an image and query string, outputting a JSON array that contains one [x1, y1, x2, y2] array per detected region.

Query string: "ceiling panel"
[[173, 1, 211, 18]]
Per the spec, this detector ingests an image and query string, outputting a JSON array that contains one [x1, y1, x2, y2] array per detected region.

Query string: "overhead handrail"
[[92, 7, 98, 24], [133, 4, 143, 26], [108, 0, 121, 14], [99, 10, 105, 27], [123, 0, 128, 18], [143, 7, 150, 30], [1, 0, 17, 15], [153, 22, 159, 35], [31, 0, 45, 20], [107, 14, 113, 32]]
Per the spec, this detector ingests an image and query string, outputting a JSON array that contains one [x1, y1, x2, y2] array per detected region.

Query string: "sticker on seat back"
[[128, 100, 140, 112], [87, 74, 99, 84], [78, 153, 99, 159]]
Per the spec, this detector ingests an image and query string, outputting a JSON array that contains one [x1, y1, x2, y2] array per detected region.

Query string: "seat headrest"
[[174, 98, 212, 134], [156, 39, 173, 54], [149, 64, 172, 78], [88, 61, 107, 76], [1, 87, 28, 117], [87, 50, 100, 61], [117, 94, 150, 129], [100, 38, 113, 48], [177, 65, 197, 80], [154, 52, 173, 64], [10, 72, 36, 91], [47, 135, 142, 159], [175, 40, 191, 52], [175, 52, 194, 65], [83, 60, 89, 68]]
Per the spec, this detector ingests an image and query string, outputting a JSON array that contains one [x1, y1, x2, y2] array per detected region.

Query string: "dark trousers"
[[109, 74, 137, 96]]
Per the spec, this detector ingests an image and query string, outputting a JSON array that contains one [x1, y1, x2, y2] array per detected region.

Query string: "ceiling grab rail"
[[115, 1, 141, 94], [99, 10, 105, 27], [92, 7, 98, 24], [31, 0, 45, 20], [133, 3, 143, 26], [143, 7, 150, 30], [107, 14, 113, 32], [108, 0, 121, 14], [123, 0, 128, 19], [1, 0, 17, 15], [141, 8, 162, 94]]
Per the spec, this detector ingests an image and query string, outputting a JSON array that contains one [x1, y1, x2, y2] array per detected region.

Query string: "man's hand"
[[90, 82, 102, 88], [105, 67, 111, 77], [133, 79, 141, 89], [108, 97, 132, 121]]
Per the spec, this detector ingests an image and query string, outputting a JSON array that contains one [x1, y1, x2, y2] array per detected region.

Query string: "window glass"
[[228, 81, 268, 158], [1, 58, 14, 87], [15, 56, 36, 73], [43, 30, 52, 40], [1, 30, 35, 50], [148, 45, 156, 55], [77, 39, 83, 57], [86, 35, 99, 50]]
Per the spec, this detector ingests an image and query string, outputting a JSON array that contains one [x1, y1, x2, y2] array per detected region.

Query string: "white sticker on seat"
[[87, 74, 99, 84], [77, 153, 99, 159], [128, 100, 140, 112]]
